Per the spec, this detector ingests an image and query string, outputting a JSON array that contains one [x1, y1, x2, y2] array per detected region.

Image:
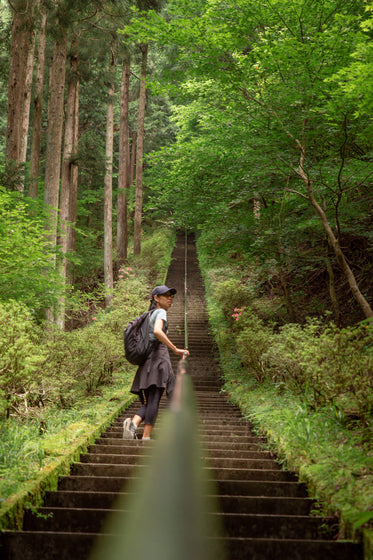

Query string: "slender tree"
[[67, 83, 79, 258], [58, 37, 79, 328], [292, 144, 373, 318], [133, 42, 148, 256], [19, 25, 36, 169], [117, 49, 131, 264], [43, 10, 68, 247], [104, 40, 116, 307], [5, 0, 38, 190], [29, 7, 47, 198], [130, 130, 137, 187]]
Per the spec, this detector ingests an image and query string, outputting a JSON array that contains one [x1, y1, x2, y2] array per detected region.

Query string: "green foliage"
[[0, 300, 46, 417], [0, 225, 176, 418], [235, 313, 274, 384], [0, 225, 175, 503], [131, 226, 176, 283], [198, 237, 373, 535], [0, 421, 46, 499], [225, 382, 373, 534], [0, 188, 64, 317], [330, 3, 373, 126], [208, 268, 373, 419], [212, 278, 251, 323], [262, 320, 373, 416], [133, 0, 373, 322]]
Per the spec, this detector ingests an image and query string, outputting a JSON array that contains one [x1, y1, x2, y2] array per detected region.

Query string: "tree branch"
[[8, 0, 29, 15], [285, 188, 309, 200]]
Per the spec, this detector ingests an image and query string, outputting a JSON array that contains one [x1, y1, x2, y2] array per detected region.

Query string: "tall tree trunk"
[[19, 26, 36, 177], [67, 84, 80, 263], [29, 9, 47, 198], [104, 45, 116, 307], [117, 51, 130, 265], [133, 43, 148, 256], [130, 130, 137, 188], [295, 141, 373, 319], [58, 40, 79, 328], [5, 0, 37, 191], [43, 27, 68, 247]]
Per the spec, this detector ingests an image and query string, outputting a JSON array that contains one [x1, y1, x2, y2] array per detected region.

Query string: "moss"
[[0, 394, 134, 531]]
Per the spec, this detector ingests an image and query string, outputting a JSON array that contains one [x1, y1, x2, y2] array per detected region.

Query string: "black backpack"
[[124, 309, 156, 366]]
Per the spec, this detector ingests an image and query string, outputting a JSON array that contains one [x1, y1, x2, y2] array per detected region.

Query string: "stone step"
[[1, 522, 363, 559], [217, 495, 315, 516], [0, 532, 98, 560], [45, 490, 314, 515], [87, 443, 271, 461], [3, 530, 362, 560], [57, 475, 308, 498], [70, 462, 292, 482], [214, 479, 308, 498], [45, 490, 128, 510], [80, 452, 278, 469], [107, 425, 255, 436], [44, 491, 314, 517], [22, 507, 337, 541], [223, 537, 363, 560]]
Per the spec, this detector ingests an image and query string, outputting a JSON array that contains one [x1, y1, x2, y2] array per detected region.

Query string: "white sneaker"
[[123, 417, 137, 439]]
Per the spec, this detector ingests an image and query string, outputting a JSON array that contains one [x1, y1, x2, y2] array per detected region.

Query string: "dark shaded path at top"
[[0, 235, 363, 560]]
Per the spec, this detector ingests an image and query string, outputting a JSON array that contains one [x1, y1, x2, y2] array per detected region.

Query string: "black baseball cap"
[[152, 285, 177, 297]]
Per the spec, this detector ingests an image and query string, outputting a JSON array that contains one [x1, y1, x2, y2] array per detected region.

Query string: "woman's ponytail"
[[148, 297, 157, 311]]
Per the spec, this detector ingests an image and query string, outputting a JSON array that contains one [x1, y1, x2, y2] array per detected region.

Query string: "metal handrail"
[[91, 234, 226, 560], [91, 363, 225, 560], [184, 228, 189, 352]]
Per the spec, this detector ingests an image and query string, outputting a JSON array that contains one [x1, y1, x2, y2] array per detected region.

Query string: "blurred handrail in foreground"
[[90, 357, 226, 560]]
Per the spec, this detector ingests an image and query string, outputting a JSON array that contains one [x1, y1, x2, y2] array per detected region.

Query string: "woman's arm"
[[153, 318, 189, 357]]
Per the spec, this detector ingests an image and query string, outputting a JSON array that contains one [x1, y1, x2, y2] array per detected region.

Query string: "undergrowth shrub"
[[0, 301, 45, 418], [232, 311, 373, 419], [234, 311, 274, 383], [0, 227, 176, 417], [40, 274, 151, 408], [0, 188, 64, 318], [131, 227, 176, 284], [262, 319, 373, 418], [212, 278, 252, 322], [199, 248, 373, 421], [40, 322, 123, 406]]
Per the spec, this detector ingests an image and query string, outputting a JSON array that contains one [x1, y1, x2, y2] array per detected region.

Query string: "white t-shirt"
[[149, 308, 168, 342]]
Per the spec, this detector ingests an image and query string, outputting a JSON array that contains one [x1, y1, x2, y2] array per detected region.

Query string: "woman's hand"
[[174, 348, 190, 358]]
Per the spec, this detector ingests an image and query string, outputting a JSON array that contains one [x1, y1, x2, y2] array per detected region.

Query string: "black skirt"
[[130, 342, 175, 399]]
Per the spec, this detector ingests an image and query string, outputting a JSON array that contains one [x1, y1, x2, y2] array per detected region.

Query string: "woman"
[[123, 285, 189, 441]]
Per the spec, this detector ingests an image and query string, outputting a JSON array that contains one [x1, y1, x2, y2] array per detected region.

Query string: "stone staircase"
[[0, 235, 363, 560]]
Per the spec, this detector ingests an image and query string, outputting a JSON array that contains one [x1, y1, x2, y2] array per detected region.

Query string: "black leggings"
[[135, 385, 164, 426]]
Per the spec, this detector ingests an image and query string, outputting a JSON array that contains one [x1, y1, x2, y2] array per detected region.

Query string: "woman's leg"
[[123, 394, 145, 439], [142, 385, 164, 438]]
